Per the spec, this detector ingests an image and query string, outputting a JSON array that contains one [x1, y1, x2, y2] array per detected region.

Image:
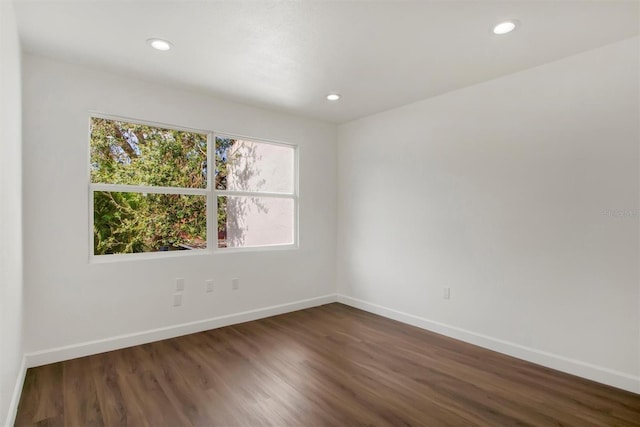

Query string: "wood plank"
[[14, 303, 640, 426], [89, 352, 150, 427], [62, 357, 103, 427], [15, 363, 64, 426]]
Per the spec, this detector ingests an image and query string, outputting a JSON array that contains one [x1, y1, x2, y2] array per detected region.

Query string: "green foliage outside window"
[[90, 118, 232, 254]]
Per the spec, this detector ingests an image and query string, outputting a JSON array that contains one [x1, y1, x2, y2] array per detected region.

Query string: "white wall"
[[337, 37, 640, 392], [0, 0, 24, 424], [22, 55, 337, 360]]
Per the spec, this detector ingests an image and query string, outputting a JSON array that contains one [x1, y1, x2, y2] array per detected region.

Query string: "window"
[[90, 117, 210, 256], [215, 136, 296, 249], [89, 116, 297, 258]]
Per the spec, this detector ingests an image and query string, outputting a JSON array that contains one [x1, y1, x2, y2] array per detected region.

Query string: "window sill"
[[89, 248, 213, 264], [214, 243, 299, 255], [89, 243, 299, 263]]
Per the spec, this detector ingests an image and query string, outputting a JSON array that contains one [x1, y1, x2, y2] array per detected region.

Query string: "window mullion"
[[214, 190, 296, 199], [91, 183, 209, 196]]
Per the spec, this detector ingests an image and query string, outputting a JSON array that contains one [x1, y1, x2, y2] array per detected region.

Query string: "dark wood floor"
[[15, 303, 640, 426]]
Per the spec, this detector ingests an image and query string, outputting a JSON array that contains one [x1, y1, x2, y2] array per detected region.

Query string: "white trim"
[[336, 294, 640, 394], [214, 242, 298, 254], [215, 190, 296, 198], [215, 132, 296, 150], [206, 133, 213, 250], [293, 143, 300, 248], [90, 247, 212, 264], [212, 136, 299, 253], [88, 115, 213, 260], [88, 183, 94, 262], [4, 355, 27, 427], [88, 117, 299, 259], [89, 112, 211, 135], [90, 183, 208, 196], [87, 117, 94, 262], [25, 294, 337, 368]]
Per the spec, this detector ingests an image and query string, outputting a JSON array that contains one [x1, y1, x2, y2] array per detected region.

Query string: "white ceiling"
[[13, 0, 640, 123]]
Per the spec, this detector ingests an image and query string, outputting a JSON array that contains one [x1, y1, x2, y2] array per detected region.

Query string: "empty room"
[[1, 0, 639, 425]]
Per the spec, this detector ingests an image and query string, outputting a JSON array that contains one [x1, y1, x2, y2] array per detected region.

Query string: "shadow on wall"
[[222, 140, 268, 248]]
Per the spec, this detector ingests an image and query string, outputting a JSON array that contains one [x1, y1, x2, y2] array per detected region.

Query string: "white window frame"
[[88, 113, 298, 262], [213, 133, 299, 254]]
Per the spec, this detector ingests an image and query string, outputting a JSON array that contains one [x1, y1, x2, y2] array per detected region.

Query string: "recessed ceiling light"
[[327, 93, 341, 101], [147, 38, 172, 51], [493, 21, 516, 35]]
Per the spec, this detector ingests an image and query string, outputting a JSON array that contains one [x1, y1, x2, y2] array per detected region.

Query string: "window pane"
[[217, 196, 294, 248], [215, 137, 294, 193], [93, 191, 207, 255], [90, 117, 208, 188]]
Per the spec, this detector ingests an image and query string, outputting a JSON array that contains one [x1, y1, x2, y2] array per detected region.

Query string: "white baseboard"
[[337, 294, 640, 394], [4, 355, 27, 427], [18, 292, 639, 407], [25, 294, 337, 368]]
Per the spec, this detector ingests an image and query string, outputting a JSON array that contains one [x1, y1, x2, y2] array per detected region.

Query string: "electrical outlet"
[[232, 278, 239, 290], [206, 279, 214, 293], [176, 278, 185, 292], [443, 287, 451, 300], [173, 293, 182, 307]]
